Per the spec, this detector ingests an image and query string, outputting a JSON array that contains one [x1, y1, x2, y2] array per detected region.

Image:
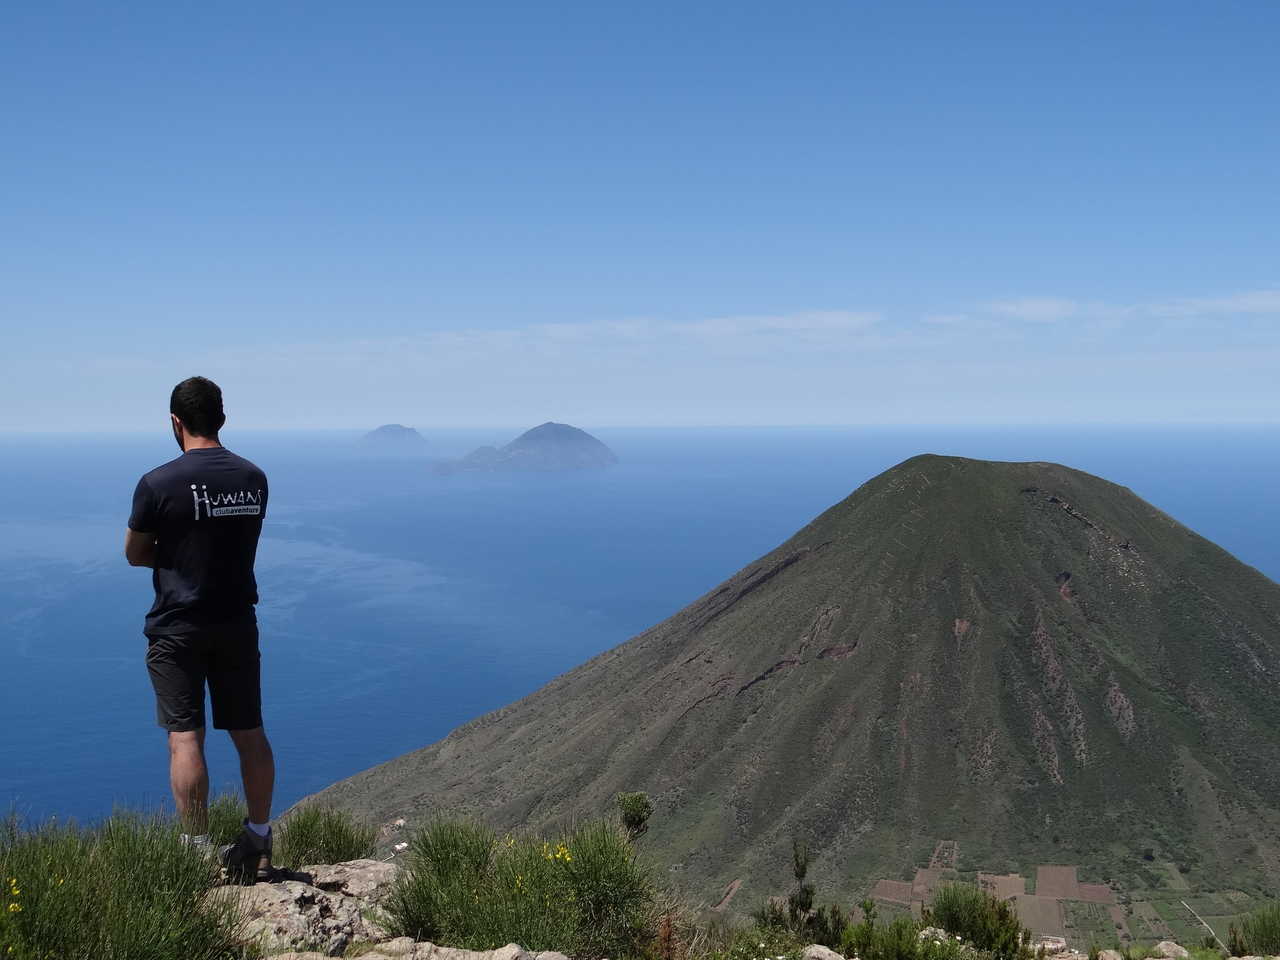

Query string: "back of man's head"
[[170, 376, 226, 438]]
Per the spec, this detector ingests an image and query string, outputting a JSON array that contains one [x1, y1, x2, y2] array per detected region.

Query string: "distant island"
[[435, 422, 618, 474], [361, 424, 428, 447]]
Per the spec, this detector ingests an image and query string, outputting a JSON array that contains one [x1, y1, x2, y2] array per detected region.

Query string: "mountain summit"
[[362, 424, 427, 447], [438, 422, 617, 473], [311, 455, 1280, 903]]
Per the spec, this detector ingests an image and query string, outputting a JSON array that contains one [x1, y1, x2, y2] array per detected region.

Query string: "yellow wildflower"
[[550, 842, 573, 862], [8, 902, 22, 912]]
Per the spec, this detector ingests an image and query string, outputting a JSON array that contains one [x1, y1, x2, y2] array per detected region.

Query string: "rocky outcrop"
[[302, 859, 398, 902], [206, 859, 398, 957], [210, 859, 592, 960]]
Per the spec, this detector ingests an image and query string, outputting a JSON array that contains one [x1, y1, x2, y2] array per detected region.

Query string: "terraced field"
[[868, 842, 1272, 952], [1121, 891, 1271, 948], [1062, 901, 1119, 947]]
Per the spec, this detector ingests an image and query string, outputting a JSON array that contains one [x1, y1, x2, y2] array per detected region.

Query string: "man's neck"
[[184, 435, 223, 451]]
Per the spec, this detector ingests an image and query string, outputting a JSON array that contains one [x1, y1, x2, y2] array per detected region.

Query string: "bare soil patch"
[[979, 873, 1028, 900], [1078, 882, 1115, 904], [1036, 865, 1081, 900], [1014, 894, 1067, 938], [872, 879, 913, 905]]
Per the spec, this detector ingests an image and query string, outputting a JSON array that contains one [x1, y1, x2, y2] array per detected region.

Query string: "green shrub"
[[839, 902, 980, 960], [1238, 901, 1280, 955], [386, 818, 658, 958], [927, 884, 1029, 960], [750, 838, 847, 949], [0, 812, 248, 960], [703, 926, 807, 960], [747, 894, 979, 960], [275, 805, 377, 870], [616, 792, 654, 840]]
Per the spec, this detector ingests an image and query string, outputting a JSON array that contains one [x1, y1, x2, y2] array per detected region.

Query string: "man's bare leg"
[[168, 728, 209, 835], [229, 726, 274, 826]]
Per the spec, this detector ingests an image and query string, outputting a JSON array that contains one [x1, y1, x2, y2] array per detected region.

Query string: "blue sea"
[[2, 426, 1277, 824]]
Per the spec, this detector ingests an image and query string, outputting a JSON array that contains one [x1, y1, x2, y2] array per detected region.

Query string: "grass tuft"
[[207, 791, 250, 846], [1237, 900, 1280, 955], [275, 805, 378, 871], [385, 817, 659, 957], [0, 811, 250, 960]]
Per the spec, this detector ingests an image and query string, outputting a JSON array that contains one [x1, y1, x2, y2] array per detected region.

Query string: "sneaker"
[[219, 820, 273, 883], [180, 833, 217, 861]]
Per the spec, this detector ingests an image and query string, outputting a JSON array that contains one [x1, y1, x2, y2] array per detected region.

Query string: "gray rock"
[[360, 907, 394, 943], [263, 940, 533, 960], [536, 953, 571, 960], [411, 944, 532, 960], [1099, 950, 1124, 960], [209, 880, 362, 956], [1155, 942, 1189, 960], [803, 946, 846, 960], [298, 858, 399, 903]]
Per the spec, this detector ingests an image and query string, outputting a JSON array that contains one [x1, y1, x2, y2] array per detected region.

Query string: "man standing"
[[125, 376, 276, 882]]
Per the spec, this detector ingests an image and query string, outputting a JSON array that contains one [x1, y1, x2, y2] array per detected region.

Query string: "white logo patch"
[[190, 484, 264, 520]]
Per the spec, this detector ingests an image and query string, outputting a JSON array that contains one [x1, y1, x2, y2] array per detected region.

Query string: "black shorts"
[[145, 622, 263, 732]]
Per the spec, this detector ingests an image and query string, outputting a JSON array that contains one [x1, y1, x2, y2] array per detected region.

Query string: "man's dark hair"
[[170, 376, 226, 438]]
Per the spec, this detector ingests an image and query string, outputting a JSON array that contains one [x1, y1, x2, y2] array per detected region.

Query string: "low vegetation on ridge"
[[3, 794, 1278, 960]]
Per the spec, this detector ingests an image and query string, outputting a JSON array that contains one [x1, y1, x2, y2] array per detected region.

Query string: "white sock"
[[247, 820, 271, 838]]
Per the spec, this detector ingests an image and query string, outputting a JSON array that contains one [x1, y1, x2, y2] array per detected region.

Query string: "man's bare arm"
[[125, 529, 157, 568]]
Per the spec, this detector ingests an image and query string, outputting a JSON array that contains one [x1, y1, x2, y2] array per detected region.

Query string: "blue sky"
[[3, 1, 1278, 430]]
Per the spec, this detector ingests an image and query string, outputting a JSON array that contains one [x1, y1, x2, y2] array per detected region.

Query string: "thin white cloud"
[[1149, 290, 1280, 318], [3, 290, 1279, 430], [985, 297, 1079, 322], [979, 289, 1280, 326]]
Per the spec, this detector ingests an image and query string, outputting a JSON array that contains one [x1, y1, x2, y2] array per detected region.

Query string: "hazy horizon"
[[5, 419, 1280, 437]]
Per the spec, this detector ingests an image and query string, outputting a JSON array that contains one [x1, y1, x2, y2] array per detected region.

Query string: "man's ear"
[[171, 414, 186, 451]]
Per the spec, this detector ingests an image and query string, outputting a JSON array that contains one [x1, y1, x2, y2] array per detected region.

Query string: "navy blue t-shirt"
[[129, 446, 268, 636]]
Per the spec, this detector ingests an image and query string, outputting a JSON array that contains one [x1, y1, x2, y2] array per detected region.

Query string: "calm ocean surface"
[[1, 426, 1277, 823]]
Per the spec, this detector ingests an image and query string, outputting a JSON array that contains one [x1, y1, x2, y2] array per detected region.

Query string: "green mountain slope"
[[309, 455, 1280, 904]]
